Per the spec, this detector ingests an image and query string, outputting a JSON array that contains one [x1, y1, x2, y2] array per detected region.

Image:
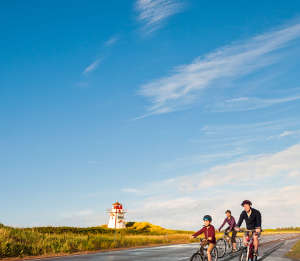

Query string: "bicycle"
[[190, 238, 218, 261], [238, 229, 260, 261], [216, 230, 243, 257]]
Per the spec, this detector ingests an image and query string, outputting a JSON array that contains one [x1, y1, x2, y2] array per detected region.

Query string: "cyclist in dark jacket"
[[235, 200, 262, 256]]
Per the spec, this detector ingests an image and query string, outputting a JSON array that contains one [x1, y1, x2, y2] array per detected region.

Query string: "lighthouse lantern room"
[[108, 201, 126, 229]]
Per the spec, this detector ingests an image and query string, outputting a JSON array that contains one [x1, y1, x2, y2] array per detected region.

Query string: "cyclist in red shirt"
[[192, 215, 216, 261]]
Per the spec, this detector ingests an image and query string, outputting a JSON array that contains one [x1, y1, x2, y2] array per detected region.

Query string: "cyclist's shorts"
[[244, 231, 261, 238], [231, 230, 237, 243]]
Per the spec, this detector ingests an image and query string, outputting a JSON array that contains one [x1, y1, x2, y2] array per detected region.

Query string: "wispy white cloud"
[[135, 0, 185, 34], [172, 144, 300, 192], [127, 185, 300, 229], [160, 149, 245, 171], [209, 95, 300, 112], [123, 144, 300, 195], [268, 129, 300, 140], [138, 23, 300, 117], [124, 144, 300, 229], [83, 58, 101, 75], [189, 119, 300, 151], [105, 35, 119, 46], [280, 130, 294, 137], [81, 35, 118, 77]]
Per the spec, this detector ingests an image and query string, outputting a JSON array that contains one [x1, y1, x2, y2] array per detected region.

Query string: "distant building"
[[108, 201, 126, 229]]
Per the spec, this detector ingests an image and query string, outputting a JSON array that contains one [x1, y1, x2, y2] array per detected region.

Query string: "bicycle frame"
[[224, 230, 242, 250], [199, 238, 208, 254], [195, 239, 218, 261], [241, 229, 259, 260], [245, 232, 255, 260]]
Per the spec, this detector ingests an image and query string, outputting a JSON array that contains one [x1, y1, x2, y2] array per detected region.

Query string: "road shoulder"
[[264, 238, 300, 261]]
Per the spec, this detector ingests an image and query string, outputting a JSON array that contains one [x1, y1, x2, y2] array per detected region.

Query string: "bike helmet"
[[203, 215, 212, 222], [241, 200, 252, 206]]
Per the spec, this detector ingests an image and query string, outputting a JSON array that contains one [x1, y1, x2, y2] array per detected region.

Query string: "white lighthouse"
[[108, 201, 126, 229]]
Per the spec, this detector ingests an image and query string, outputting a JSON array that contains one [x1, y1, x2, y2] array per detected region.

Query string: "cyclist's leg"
[[207, 243, 215, 261], [224, 228, 230, 238], [225, 228, 231, 247], [231, 230, 237, 250], [253, 232, 260, 254], [243, 232, 248, 247]]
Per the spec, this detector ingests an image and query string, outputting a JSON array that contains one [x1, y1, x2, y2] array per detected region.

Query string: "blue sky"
[[1, 0, 300, 229]]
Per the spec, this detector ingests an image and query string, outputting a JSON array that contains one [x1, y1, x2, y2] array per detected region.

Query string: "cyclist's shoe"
[[253, 251, 260, 260]]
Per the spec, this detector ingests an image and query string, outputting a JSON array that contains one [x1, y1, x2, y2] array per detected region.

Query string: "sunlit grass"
[[286, 239, 300, 259], [0, 224, 194, 258]]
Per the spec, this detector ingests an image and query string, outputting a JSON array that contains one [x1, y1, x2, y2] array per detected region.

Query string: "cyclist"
[[192, 215, 216, 261], [235, 200, 262, 257], [218, 210, 237, 252]]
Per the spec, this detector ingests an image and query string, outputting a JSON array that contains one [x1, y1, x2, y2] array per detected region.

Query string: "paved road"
[[29, 234, 300, 261]]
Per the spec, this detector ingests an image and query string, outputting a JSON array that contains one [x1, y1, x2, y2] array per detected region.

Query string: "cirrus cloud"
[[138, 23, 300, 117], [135, 0, 185, 34]]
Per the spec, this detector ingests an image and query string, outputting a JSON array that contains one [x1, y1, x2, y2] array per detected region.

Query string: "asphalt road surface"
[[30, 234, 300, 261]]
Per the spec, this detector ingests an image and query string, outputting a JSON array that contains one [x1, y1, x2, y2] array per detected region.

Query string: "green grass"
[[264, 227, 300, 232], [25, 222, 193, 236], [286, 239, 300, 260], [0, 223, 194, 258]]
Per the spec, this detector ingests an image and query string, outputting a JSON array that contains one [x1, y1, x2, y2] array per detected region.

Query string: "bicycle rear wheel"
[[226, 239, 233, 254], [236, 237, 243, 250], [190, 253, 203, 261], [216, 238, 226, 258]]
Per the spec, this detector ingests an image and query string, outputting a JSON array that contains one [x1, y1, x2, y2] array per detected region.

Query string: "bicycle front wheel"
[[190, 253, 203, 261], [216, 238, 226, 258], [211, 247, 218, 261]]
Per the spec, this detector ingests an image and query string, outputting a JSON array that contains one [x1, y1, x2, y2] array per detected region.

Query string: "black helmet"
[[241, 200, 252, 206], [203, 215, 212, 222]]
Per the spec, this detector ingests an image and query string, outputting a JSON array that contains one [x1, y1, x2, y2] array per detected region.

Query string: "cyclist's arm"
[[192, 227, 205, 238], [218, 218, 226, 231], [236, 212, 244, 228], [229, 216, 236, 231], [255, 210, 262, 229], [211, 227, 216, 242]]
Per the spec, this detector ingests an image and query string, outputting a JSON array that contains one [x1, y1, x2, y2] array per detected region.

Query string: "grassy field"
[[286, 239, 300, 260], [1, 223, 299, 259], [0, 223, 195, 258]]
